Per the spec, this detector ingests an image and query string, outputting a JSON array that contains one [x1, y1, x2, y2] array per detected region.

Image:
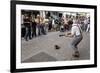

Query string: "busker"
[[64, 19, 83, 57]]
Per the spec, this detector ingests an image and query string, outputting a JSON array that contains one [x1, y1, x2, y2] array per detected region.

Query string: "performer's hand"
[[65, 32, 71, 37], [67, 32, 71, 35]]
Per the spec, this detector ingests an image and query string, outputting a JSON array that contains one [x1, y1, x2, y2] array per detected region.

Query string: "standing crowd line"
[[21, 13, 90, 41]]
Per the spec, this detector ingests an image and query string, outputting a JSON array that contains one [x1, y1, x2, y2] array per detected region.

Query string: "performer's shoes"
[[72, 51, 80, 58]]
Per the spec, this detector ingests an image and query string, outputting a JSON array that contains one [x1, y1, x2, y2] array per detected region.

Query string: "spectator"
[[35, 15, 41, 36], [31, 17, 37, 38], [40, 17, 46, 35], [24, 14, 31, 41], [48, 17, 52, 31]]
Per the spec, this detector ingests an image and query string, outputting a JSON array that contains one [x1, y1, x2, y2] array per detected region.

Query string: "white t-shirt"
[[71, 24, 82, 36]]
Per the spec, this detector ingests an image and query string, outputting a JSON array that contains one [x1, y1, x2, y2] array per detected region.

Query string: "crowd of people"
[[21, 12, 90, 41], [21, 14, 48, 41]]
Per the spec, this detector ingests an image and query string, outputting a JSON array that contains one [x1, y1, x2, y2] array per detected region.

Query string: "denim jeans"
[[25, 27, 31, 41], [37, 24, 41, 36], [71, 35, 83, 51]]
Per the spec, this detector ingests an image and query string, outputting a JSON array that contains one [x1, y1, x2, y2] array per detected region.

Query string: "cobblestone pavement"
[[21, 31, 90, 63]]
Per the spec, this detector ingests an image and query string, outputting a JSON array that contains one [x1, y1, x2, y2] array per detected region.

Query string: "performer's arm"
[[65, 32, 74, 37]]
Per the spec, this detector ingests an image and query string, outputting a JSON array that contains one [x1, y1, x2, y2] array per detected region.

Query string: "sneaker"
[[72, 51, 80, 58]]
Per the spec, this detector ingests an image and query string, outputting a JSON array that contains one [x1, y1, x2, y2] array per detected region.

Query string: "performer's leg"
[[71, 35, 83, 57]]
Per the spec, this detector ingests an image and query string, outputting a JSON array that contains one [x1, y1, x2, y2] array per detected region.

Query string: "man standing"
[[24, 14, 31, 41], [31, 18, 37, 38], [48, 17, 52, 31], [65, 19, 83, 57], [40, 17, 46, 35], [35, 15, 41, 36]]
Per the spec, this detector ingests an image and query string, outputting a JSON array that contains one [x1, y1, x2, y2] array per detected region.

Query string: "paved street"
[[21, 31, 90, 63]]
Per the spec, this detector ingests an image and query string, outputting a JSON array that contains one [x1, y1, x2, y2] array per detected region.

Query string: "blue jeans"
[[25, 27, 31, 41], [71, 35, 83, 51], [37, 24, 41, 36]]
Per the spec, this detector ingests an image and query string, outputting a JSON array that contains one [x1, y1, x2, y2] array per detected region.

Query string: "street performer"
[[65, 19, 83, 57]]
